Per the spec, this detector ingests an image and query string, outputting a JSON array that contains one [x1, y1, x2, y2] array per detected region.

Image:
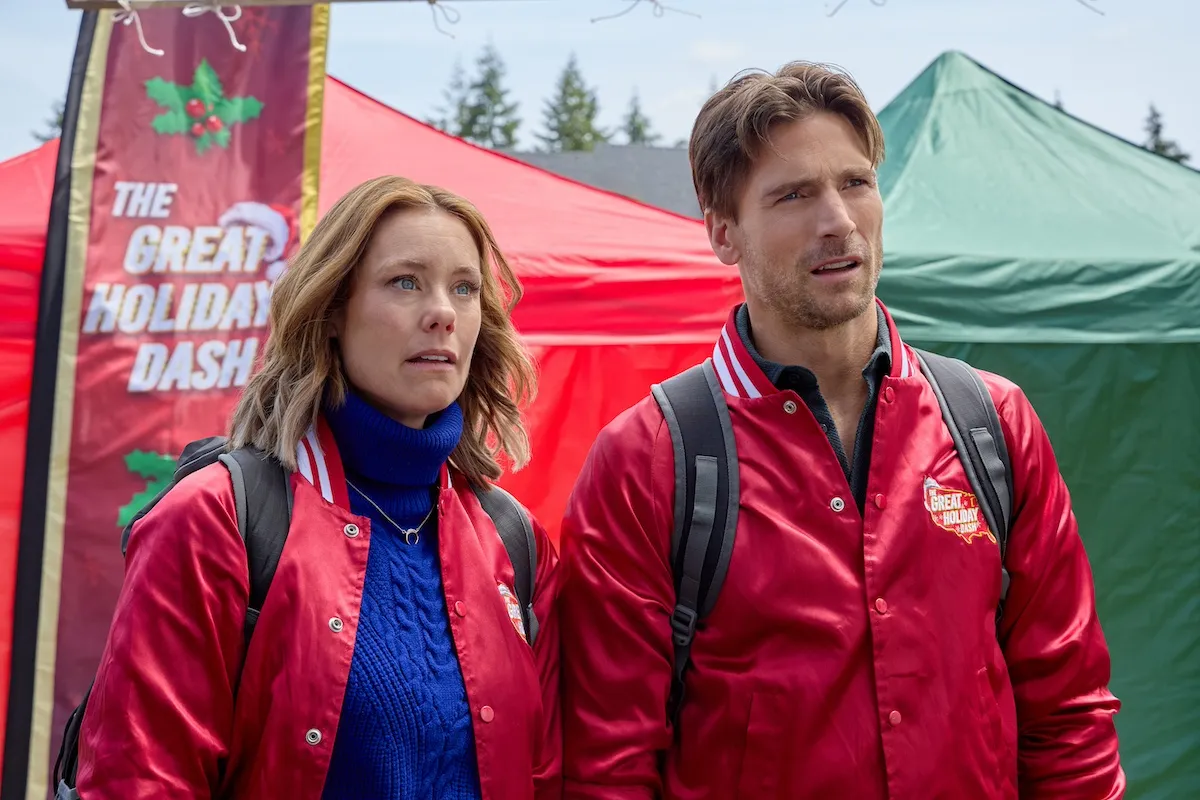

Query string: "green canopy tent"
[[875, 51, 1200, 798]]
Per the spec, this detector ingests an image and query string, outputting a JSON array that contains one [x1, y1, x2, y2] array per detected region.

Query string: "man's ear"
[[705, 209, 742, 267]]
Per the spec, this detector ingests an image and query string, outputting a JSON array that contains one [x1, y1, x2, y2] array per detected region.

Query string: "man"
[[558, 62, 1124, 799]]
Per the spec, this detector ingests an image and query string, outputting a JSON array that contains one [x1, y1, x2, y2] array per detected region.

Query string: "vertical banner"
[[2, 5, 328, 797]]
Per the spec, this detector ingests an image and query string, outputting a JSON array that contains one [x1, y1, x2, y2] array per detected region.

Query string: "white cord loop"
[[114, 0, 164, 56], [113, 1, 247, 56], [183, 3, 247, 52]]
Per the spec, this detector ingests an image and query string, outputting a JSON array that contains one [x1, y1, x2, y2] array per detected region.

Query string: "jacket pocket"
[[735, 690, 793, 799]]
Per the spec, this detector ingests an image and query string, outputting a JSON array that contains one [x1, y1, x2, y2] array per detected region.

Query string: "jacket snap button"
[[875, 598, 888, 615], [305, 728, 322, 745], [343, 523, 359, 538], [883, 386, 895, 403], [783, 400, 798, 414], [454, 601, 467, 617], [830, 497, 845, 512], [874, 493, 887, 510], [479, 706, 495, 723], [329, 616, 344, 633], [888, 710, 902, 727]]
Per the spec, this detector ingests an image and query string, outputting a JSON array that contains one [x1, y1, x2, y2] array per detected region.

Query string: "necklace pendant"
[[344, 478, 433, 547]]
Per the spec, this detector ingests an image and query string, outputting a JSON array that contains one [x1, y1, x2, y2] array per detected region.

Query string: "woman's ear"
[[328, 306, 343, 340]]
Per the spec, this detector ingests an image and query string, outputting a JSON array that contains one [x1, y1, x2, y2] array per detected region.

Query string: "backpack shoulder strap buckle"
[[670, 604, 699, 647]]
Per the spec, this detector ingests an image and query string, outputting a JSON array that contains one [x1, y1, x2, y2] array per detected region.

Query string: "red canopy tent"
[[0, 75, 739, 721], [0, 140, 56, 461], [0, 141, 57, 723]]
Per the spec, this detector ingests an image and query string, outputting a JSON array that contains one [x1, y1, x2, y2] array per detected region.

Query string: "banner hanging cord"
[[428, 0, 461, 39], [113, 1, 247, 56], [183, 4, 248, 53], [591, 0, 700, 24], [114, 0, 164, 56]]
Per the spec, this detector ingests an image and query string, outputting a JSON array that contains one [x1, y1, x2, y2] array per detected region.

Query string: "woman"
[[75, 176, 561, 799]]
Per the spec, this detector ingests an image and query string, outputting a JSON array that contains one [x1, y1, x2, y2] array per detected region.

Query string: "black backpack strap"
[[914, 350, 1014, 615], [650, 359, 739, 724], [120, 436, 230, 557], [219, 447, 293, 647], [475, 483, 539, 646], [52, 677, 90, 791], [54, 780, 80, 799]]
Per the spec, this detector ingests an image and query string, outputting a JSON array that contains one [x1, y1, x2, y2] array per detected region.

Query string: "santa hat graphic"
[[217, 201, 299, 282]]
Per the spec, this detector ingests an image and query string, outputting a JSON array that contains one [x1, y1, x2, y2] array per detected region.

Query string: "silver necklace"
[[344, 478, 435, 545]]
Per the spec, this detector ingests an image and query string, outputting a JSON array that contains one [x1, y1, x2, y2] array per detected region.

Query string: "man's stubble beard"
[[744, 239, 883, 332]]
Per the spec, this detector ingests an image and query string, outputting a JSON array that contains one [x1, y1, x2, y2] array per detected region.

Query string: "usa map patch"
[[923, 476, 996, 545], [497, 581, 528, 643]]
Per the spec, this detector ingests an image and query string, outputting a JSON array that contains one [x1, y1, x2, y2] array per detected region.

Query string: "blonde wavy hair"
[[228, 175, 537, 486]]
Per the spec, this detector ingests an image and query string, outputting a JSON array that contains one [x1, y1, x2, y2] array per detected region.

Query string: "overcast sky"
[[2, 0, 1197, 165]]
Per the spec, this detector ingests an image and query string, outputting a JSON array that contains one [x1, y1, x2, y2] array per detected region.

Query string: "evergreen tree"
[[32, 99, 65, 143], [537, 54, 609, 152], [459, 43, 521, 149], [429, 59, 471, 136], [620, 92, 660, 146], [1143, 104, 1190, 164]]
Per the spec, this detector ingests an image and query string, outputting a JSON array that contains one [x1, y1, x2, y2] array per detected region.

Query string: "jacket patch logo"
[[923, 477, 996, 545], [497, 581, 528, 643]]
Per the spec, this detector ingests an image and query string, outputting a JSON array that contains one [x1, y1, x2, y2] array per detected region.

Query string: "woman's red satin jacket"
[[77, 417, 562, 799]]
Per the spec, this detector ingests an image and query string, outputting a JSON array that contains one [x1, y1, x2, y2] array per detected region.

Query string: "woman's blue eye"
[[397, 276, 417, 290]]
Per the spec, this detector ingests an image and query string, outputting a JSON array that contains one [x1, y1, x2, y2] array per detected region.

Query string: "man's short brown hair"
[[689, 61, 885, 221]]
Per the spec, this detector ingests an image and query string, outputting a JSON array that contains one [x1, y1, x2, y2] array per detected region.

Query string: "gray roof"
[[503, 143, 701, 219]]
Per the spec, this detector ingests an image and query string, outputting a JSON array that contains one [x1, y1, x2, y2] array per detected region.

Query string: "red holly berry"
[[186, 98, 206, 119], [206, 115, 224, 133], [190, 122, 205, 138]]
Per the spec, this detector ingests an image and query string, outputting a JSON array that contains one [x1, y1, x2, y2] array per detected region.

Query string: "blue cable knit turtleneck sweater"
[[321, 389, 482, 800]]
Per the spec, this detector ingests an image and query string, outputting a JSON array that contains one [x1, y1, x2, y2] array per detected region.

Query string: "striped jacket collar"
[[711, 298, 914, 398], [294, 415, 453, 510]]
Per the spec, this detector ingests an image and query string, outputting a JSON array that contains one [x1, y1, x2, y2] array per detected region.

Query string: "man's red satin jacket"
[[559, 303, 1124, 799]]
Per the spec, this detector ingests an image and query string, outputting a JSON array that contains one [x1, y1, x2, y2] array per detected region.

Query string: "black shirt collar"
[[734, 303, 892, 388]]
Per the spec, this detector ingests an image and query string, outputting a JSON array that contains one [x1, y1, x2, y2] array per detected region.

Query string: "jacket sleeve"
[[559, 406, 674, 800], [993, 382, 1126, 798], [76, 467, 249, 799], [531, 513, 564, 800]]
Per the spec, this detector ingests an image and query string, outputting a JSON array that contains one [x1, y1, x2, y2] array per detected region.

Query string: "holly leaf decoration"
[[151, 109, 191, 135], [191, 59, 224, 107], [116, 450, 177, 528], [144, 59, 263, 155], [215, 96, 263, 126], [145, 76, 186, 113]]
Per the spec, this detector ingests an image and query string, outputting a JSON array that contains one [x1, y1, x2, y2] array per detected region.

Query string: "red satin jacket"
[[559, 303, 1124, 800], [76, 417, 562, 799]]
